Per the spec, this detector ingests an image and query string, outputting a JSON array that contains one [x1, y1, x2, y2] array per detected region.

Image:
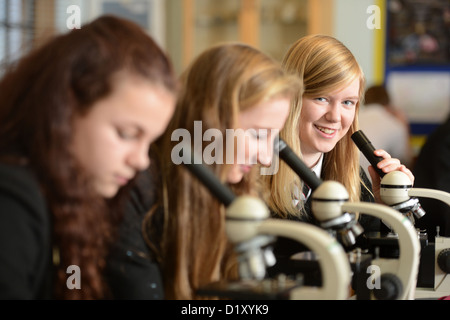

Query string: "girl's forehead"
[[319, 78, 361, 96]]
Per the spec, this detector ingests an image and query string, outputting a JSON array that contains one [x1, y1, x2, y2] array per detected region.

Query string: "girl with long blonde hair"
[[264, 35, 414, 256], [110, 43, 301, 300]]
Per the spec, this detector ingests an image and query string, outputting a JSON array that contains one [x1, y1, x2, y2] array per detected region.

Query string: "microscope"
[[181, 149, 352, 300], [352, 130, 450, 299], [225, 195, 351, 300], [273, 138, 363, 249], [274, 137, 421, 300]]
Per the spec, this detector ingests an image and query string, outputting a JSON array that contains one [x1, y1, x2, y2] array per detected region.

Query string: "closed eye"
[[117, 128, 142, 140]]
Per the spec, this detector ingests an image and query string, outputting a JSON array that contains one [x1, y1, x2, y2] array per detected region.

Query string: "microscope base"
[[415, 273, 450, 299], [416, 236, 450, 299], [415, 287, 450, 299], [366, 233, 450, 298], [365, 232, 432, 287], [267, 251, 373, 300]]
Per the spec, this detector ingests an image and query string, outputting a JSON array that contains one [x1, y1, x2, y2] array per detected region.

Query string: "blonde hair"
[[149, 43, 301, 299], [266, 34, 367, 219]]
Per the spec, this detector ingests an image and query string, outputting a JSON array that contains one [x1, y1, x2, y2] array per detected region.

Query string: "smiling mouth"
[[315, 125, 337, 135]]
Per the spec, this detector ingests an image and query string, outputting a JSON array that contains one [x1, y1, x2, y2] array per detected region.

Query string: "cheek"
[[81, 132, 123, 175], [300, 105, 319, 125], [85, 144, 111, 175], [72, 118, 113, 171], [229, 132, 251, 164], [247, 137, 259, 160], [298, 113, 312, 139], [342, 110, 356, 131], [154, 108, 174, 138]]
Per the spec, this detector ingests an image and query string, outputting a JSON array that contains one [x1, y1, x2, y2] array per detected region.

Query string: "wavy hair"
[[0, 15, 178, 299], [266, 34, 367, 219]]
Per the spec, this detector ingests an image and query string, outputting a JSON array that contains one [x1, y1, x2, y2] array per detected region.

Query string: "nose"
[[325, 101, 341, 123], [257, 138, 274, 167], [128, 142, 151, 171]]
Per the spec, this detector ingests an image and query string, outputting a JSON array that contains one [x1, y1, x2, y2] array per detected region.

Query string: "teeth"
[[317, 126, 335, 134]]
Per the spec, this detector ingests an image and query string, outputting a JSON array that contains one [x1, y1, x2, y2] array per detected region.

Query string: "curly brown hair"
[[0, 15, 178, 299]]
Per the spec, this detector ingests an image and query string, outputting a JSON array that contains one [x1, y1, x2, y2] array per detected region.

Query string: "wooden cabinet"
[[174, 0, 334, 70]]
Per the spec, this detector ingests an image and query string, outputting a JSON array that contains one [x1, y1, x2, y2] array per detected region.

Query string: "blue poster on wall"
[[387, 0, 449, 68], [385, 0, 450, 150]]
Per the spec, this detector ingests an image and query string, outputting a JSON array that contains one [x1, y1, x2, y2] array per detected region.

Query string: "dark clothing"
[[105, 168, 164, 300], [413, 117, 450, 238], [0, 161, 164, 300], [0, 162, 53, 299], [272, 167, 380, 259]]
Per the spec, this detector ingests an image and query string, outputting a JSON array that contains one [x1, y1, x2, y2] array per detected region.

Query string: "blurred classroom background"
[[1, 0, 449, 163]]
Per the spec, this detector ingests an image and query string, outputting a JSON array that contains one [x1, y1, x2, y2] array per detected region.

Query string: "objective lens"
[[411, 202, 426, 219]]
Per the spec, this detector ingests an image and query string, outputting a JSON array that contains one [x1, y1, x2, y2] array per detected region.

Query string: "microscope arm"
[[341, 202, 421, 300], [408, 188, 450, 207], [257, 219, 352, 300]]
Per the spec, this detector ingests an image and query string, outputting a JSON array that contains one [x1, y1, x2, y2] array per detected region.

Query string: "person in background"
[[110, 42, 301, 300], [358, 84, 413, 180], [264, 35, 415, 259], [413, 115, 450, 239], [0, 15, 178, 299]]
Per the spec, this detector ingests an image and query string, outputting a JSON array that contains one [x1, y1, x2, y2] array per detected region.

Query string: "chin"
[[96, 185, 119, 199], [316, 142, 336, 154], [226, 173, 244, 185]]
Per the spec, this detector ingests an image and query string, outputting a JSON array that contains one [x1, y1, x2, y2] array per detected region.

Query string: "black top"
[[105, 168, 164, 300], [271, 167, 380, 260], [0, 162, 53, 299], [413, 117, 450, 238]]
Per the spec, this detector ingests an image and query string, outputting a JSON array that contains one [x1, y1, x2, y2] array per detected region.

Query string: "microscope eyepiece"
[[353, 130, 426, 223], [274, 137, 323, 190], [351, 130, 385, 177]]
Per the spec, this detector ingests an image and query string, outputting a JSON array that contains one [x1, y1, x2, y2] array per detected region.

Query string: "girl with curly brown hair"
[[0, 15, 178, 299]]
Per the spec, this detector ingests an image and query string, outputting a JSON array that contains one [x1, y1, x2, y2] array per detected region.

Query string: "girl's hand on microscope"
[[368, 149, 415, 203]]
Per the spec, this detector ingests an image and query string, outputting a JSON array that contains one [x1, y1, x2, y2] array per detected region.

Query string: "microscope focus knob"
[[373, 273, 403, 300], [437, 248, 450, 273]]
